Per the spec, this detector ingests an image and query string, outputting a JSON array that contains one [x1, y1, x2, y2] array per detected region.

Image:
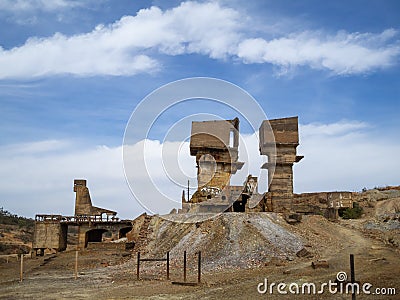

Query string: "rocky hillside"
[[354, 186, 400, 215], [351, 187, 400, 248], [0, 208, 34, 255], [127, 212, 351, 271], [125, 186, 400, 271]]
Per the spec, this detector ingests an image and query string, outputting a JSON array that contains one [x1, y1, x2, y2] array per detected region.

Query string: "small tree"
[[342, 202, 363, 219]]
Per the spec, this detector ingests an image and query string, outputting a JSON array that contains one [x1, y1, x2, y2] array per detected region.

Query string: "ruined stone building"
[[32, 180, 132, 254], [180, 117, 268, 213], [189, 118, 243, 201], [180, 116, 353, 217], [179, 117, 272, 212], [292, 191, 353, 219], [183, 118, 244, 212], [32, 116, 355, 254]]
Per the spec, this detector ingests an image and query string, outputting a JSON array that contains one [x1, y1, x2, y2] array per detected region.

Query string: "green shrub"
[[342, 202, 363, 219]]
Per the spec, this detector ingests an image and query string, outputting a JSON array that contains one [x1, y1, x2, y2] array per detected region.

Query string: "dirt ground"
[[1, 216, 399, 300]]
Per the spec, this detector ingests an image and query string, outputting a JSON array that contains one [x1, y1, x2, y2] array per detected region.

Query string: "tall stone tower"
[[189, 118, 244, 203], [259, 117, 303, 212], [73, 179, 116, 217]]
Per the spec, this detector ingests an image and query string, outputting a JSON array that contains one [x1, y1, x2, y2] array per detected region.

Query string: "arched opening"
[[85, 229, 109, 247], [119, 227, 133, 239]]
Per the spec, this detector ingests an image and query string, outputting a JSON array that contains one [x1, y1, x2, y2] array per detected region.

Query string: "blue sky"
[[0, 0, 399, 218]]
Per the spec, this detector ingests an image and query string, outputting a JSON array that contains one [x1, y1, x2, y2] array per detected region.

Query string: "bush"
[[0, 207, 34, 229], [342, 203, 363, 219], [16, 232, 32, 244]]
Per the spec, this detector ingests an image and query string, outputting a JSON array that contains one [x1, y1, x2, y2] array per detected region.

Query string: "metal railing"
[[35, 214, 120, 223]]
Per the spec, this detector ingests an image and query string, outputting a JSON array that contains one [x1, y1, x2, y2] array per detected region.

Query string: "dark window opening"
[[232, 196, 248, 212], [119, 227, 133, 239], [85, 229, 109, 247]]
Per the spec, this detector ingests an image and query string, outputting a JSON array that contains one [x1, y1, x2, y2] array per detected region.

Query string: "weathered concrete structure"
[[76, 219, 132, 249], [32, 215, 68, 255], [74, 179, 116, 217], [189, 118, 244, 204], [259, 117, 303, 213], [179, 116, 356, 219], [32, 114, 355, 255], [293, 191, 354, 219], [223, 175, 265, 212], [181, 174, 264, 213], [32, 214, 132, 253], [181, 117, 270, 213], [32, 180, 132, 254], [182, 116, 306, 214]]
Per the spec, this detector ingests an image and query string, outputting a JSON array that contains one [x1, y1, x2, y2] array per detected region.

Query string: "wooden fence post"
[[74, 251, 78, 280], [166, 252, 170, 280], [137, 252, 140, 280], [198, 251, 201, 283], [350, 254, 356, 300], [19, 254, 24, 282], [183, 251, 187, 282]]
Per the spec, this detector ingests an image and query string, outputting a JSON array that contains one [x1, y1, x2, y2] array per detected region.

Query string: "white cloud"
[[1, 121, 399, 218], [0, 1, 398, 78], [0, 141, 133, 218], [0, 32, 159, 77], [0, 139, 72, 154], [0, 1, 239, 78], [300, 121, 369, 137], [295, 121, 400, 192], [0, 0, 81, 12], [237, 29, 400, 75]]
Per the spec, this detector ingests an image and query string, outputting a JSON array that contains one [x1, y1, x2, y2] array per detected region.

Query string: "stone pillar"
[[73, 179, 117, 216], [74, 179, 92, 216], [259, 117, 303, 213], [77, 225, 87, 250]]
